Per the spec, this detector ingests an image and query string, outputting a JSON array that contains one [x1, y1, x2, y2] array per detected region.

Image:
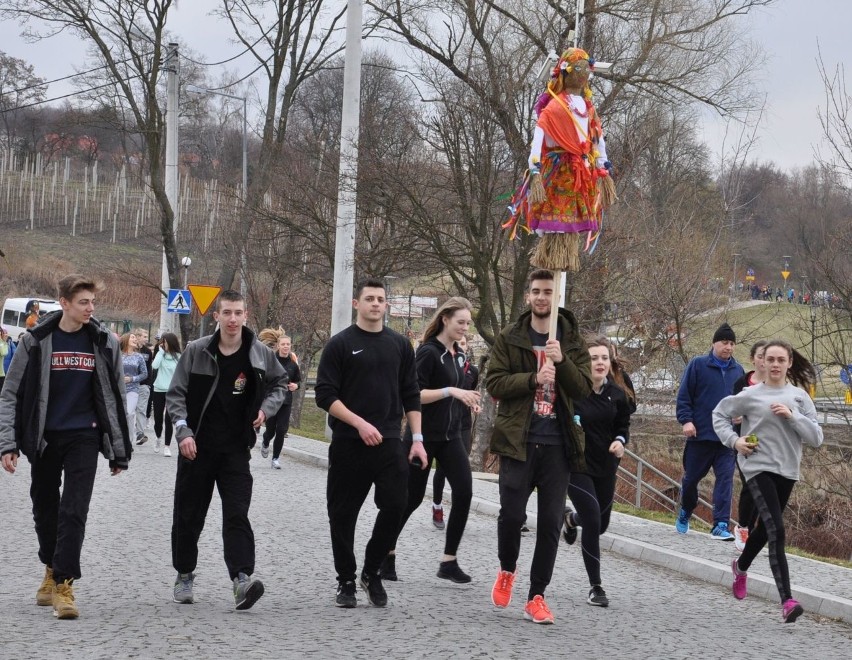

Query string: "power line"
[[4, 54, 153, 97], [0, 74, 144, 114], [181, 20, 277, 67]]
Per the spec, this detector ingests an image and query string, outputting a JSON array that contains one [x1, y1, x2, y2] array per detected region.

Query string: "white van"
[[1, 297, 62, 339]]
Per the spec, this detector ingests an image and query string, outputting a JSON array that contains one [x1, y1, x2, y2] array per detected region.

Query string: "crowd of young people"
[[0, 273, 822, 626]]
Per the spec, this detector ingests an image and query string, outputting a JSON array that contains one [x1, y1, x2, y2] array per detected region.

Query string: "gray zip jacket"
[[167, 326, 287, 448], [0, 311, 132, 469]]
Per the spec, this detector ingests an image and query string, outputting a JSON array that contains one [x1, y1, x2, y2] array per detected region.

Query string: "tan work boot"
[[36, 566, 56, 606], [53, 580, 79, 619]]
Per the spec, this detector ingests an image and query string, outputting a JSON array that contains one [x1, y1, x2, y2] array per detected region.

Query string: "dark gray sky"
[[0, 0, 846, 171]]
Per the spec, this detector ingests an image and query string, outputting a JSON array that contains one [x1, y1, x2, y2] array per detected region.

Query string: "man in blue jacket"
[[675, 323, 744, 540]]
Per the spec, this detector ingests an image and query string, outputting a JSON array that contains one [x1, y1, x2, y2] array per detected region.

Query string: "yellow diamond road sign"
[[188, 285, 222, 316], [781, 270, 790, 281]]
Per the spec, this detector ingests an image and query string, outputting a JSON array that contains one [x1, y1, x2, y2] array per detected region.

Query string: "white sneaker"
[[734, 524, 749, 552], [154, 437, 161, 453], [272, 458, 281, 469], [163, 446, 172, 457]]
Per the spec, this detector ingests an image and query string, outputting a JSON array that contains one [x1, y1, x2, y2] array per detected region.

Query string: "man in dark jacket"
[[0, 274, 131, 620], [675, 322, 744, 540], [167, 289, 286, 610], [485, 269, 592, 624]]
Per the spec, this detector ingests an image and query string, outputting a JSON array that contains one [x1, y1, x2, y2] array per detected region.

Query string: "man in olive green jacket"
[[485, 269, 592, 624]]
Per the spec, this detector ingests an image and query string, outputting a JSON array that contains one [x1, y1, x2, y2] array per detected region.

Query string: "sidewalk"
[[284, 433, 852, 625]]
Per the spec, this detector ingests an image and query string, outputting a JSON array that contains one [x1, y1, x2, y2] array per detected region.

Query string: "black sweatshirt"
[[573, 379, 632, 477], [315, 324, 421, 440]]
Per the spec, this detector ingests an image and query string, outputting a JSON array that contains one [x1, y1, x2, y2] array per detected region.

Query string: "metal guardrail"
[[615, 447, 716, 527]]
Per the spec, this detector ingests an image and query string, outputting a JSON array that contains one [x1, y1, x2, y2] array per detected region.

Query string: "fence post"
[[635, 461, 643, 508]]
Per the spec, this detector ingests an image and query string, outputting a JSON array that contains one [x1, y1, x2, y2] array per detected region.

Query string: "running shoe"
[[675, 508, 690, 534], [136, 433, 148, 445], [437, 559, 471, 584], [233, 573, 264, 610], [734, 524, 749, 552], [587, 585, 609, 607], [781, 598, 804, 623], [163, 446, 172, 457], [711, 522, 735, 541], [335, 580, 357, 608], [260, 444, 269, 458], [731, 558, 747, 600], [520, 524, 530, 534], [360, 571, 387, 607], [272, 458, 281, 469], [432, 505, 445, 530], [154, 437, 161, 452], [562, 507, 578, 545], [173, 572, 195, 604], [491, 570, 515, 608], [523, 595, 554, 624]]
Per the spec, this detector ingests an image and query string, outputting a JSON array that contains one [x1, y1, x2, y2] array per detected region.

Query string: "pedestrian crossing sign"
[[167, 288, 192, 314]]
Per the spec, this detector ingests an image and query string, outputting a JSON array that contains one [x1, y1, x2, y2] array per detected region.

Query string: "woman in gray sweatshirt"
[[712, 339, 823, 624]]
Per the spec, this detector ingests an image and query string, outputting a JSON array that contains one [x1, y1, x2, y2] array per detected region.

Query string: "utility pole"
[[329, 0, 362, 337], [159, 42, 180, 335]]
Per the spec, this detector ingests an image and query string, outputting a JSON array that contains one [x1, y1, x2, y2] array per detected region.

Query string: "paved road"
[[1, 441, 849, 659]]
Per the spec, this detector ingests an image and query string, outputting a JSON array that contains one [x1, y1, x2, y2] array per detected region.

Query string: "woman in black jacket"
[[562, 335, 634, 608], [382, 297, 480, 584], [431, 334, 480, 528]]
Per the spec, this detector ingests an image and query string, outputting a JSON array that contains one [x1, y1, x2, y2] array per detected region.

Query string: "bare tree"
[[0, 0, 194, 338], [210, 0, 346, 303], [0, 50, 47, 154]]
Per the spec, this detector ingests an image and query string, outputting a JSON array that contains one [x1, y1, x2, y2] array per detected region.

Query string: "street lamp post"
[[185, 85, 248, 296], [180, 256, 192, 289]]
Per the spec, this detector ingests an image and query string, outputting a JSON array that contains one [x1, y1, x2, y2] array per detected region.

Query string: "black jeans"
[[395, 436, 473, 557], [433, 427, 472, 504], [326, 437, 408, 583], [151, 391, 173, 445], [736, 471, 796, 602], [30, 430, 101, 583], [567, 470, 617, 586], [171, 449, 255, 580], [498, 443, 570, 600], [262, 403, 291, 459]]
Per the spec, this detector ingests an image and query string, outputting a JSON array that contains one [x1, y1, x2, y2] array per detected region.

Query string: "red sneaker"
[[491, 570, 515, 608], [523, 595, 554, 624], [432, 505, 445, 530]]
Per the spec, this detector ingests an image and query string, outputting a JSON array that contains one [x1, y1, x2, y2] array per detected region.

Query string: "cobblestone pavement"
[[1, 435, 849, 660]]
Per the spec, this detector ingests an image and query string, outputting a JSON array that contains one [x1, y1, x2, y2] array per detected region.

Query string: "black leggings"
[[151, 391, 173, 445], [736, 472, 796, 602], [737, 465, 758, 531], [567, 470, 617, 587], [394, 437, 472, 557], [433, 427, 472, 504]]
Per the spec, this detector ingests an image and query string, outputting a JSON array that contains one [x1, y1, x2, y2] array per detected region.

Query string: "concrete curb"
[[281, 440, 852, 625]]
